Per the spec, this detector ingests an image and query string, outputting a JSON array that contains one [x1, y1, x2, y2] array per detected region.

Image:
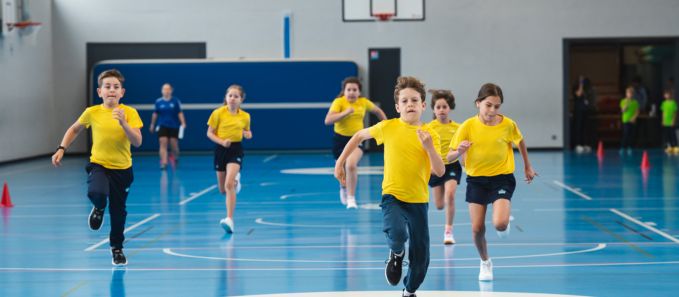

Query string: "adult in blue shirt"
[[149, 83, 186, 169]]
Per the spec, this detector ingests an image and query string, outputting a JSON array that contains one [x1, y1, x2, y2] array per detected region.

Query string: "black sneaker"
[[385, 250, 404, 286], [402, 289, 417, 297], [88, 207, 105, 231], [111, 248, 127, 266]]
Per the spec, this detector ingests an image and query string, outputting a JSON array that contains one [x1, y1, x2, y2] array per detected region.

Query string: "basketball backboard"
[[342, 0, 425, 22]]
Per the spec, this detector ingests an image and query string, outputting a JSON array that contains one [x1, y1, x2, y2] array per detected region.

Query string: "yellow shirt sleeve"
[[125, 107, 144, 128], [329, 98, 343, 113], [427, 126, 442, 158], [368, 120, 386, 145], [244, 113, 251, 131], [207, 109, 220, 129], [449, 121, 468, 150], [77, 108, 92, 128], [509, 121, 523, 146], [363, 98, 376, 111]]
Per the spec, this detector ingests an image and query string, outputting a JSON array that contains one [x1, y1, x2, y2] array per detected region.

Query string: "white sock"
[[403, 289, 415, 296], [394, 250, 404, 257], [348, 195, 356, 201]]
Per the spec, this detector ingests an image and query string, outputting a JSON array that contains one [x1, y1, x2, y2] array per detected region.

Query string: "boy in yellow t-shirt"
[[325, 77, 387, 209], [207, 84, 253, 234], [335, 77, 444, 297], [51, 69, 143, 266], [448, 83, 537, 282], [426, 89, 462, 245]]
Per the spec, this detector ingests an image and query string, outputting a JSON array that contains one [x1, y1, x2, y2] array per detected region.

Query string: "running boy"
[[335, 76, 444, 297], [207, 84, 252, 233], [448, 83, 537, 281], [51, 69, 143, 266], [325, 77, 387, 209]]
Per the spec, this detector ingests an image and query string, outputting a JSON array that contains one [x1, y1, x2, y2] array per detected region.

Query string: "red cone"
[[641, 150, 651, 170], [597, 141, 604, 158], [1, 182, 13, 207]]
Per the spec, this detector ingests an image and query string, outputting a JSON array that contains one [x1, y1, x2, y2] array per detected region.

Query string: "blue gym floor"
[[1, 150, 678, 297]]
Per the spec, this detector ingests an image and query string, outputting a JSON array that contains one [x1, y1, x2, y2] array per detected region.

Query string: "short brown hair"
[[97, 69, 125, 87], [393, 76, 426, 103], [429, 89, 455, 110], [476, 83, 503, 103], [338, 77, 362, 97]]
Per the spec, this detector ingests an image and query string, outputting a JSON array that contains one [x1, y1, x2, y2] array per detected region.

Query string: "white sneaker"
[[235, 173, 241, 194], [443, 230, 455, 245], [479, 259, 493, 281], [339, 187, 347, 205], [575, 145, 584, 153], [220, 217, 234, 233], [496, 221, 510, 238], [346, 197, 357, 209]]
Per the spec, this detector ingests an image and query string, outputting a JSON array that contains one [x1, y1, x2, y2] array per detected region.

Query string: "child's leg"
[[107, 168, 133, 249], [432, 186, 444, 210], [224, 163, 241, 219], [469, 203, 489, 260], [403, 202, 430, 293], [671, 127, 679, 147], [86, 163, 109, 209], [159, 136, 169, 166], [216, 171, 226, 194], [444, 180, 458, 228], [345, 148, 363, 197], [381, 195, 408, 254], [170, 138, 180, 160], [492, 199, 511, 232]]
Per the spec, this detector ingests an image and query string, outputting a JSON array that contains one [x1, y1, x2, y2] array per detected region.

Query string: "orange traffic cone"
[[596, 141, 604, 158], [640, 150, 651, 170], [1, 182, 13, 207]]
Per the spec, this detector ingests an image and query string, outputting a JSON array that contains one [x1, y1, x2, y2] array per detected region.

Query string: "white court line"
[[262, 155, 278, 163], [610, 208, 679, 244], [552, 180, 592, 200], [162, 243, 605, 263], [4, 259, 679, 272], [280, 191, 333, 200], [178, 184, 218, 205], [83, 213, 161, 252], [130, 102, 331, 110]]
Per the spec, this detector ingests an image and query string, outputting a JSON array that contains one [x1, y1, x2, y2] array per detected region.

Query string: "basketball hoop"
[[373, 13, 394, 22]]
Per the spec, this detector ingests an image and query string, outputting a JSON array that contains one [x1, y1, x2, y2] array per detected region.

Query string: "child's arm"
[[149, 112, 157, 133], [446, 140, 471, 163], [632, 107, 640, 123], [242, 117, 252, 139], [334, 129, 373, 186], [207, 126, 230, 147], [517, 139, 538, 183], [621, 99, 628, 112], [114, 108, 142, 147], [324, 108, 354, 125], [52, 121, 86, 167], [178, 112, 187, 128], [369, 106, 388, 121], [418, 130, 445, 177]]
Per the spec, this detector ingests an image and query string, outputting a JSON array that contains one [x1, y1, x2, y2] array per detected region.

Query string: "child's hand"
[[417, 129, 434, 149], [334, 161, 346, 187], [51, 150, 64, 167], [243, 130, 252, 139], [524, 166, 538, 184], [149, 126, 155, 133], [344, 107, 354, 115], [112, 108, 126, 125], [222, 139, 232, 148], [457, 140, 472, 154]]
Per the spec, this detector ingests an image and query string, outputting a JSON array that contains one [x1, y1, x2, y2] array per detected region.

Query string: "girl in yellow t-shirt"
[[426, 89, 462, 245], [448, 83, 538, 282], [324, 77, 387, 209], [207, 85, 253, 233]]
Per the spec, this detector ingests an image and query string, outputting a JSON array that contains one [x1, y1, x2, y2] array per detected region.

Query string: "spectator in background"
[[573, 75, 596, 153]]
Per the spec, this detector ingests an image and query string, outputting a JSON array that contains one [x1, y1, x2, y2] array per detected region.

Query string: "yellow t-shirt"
[[450, 115, 523, 177], [427, 119, 460, 164], [207, 106, 251, 142], [369, 119, 441, 203], [78, 104, 143, 170], [329, 96, 376, 136]]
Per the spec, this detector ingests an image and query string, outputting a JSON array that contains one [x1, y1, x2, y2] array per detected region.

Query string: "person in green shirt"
[[660, 89, 678, 154], [620, 86, 639, 155]]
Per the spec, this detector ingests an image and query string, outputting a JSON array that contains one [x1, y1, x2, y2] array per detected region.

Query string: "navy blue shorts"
[[465, 174, 516, 205], [332, 133, 366, 159], [214, 142, 243, 171], [429, 162, 462, 187], [157, 126, 179, 138]]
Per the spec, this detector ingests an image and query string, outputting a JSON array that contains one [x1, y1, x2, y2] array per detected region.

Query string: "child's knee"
[[225, 179, 236, 191], [346, 162, 358, 172], [494, 221, 509, 231]]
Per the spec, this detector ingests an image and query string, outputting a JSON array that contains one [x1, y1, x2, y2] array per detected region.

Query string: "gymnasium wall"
[[0, 0, 53, 163], [46, 0, 679, 153]]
